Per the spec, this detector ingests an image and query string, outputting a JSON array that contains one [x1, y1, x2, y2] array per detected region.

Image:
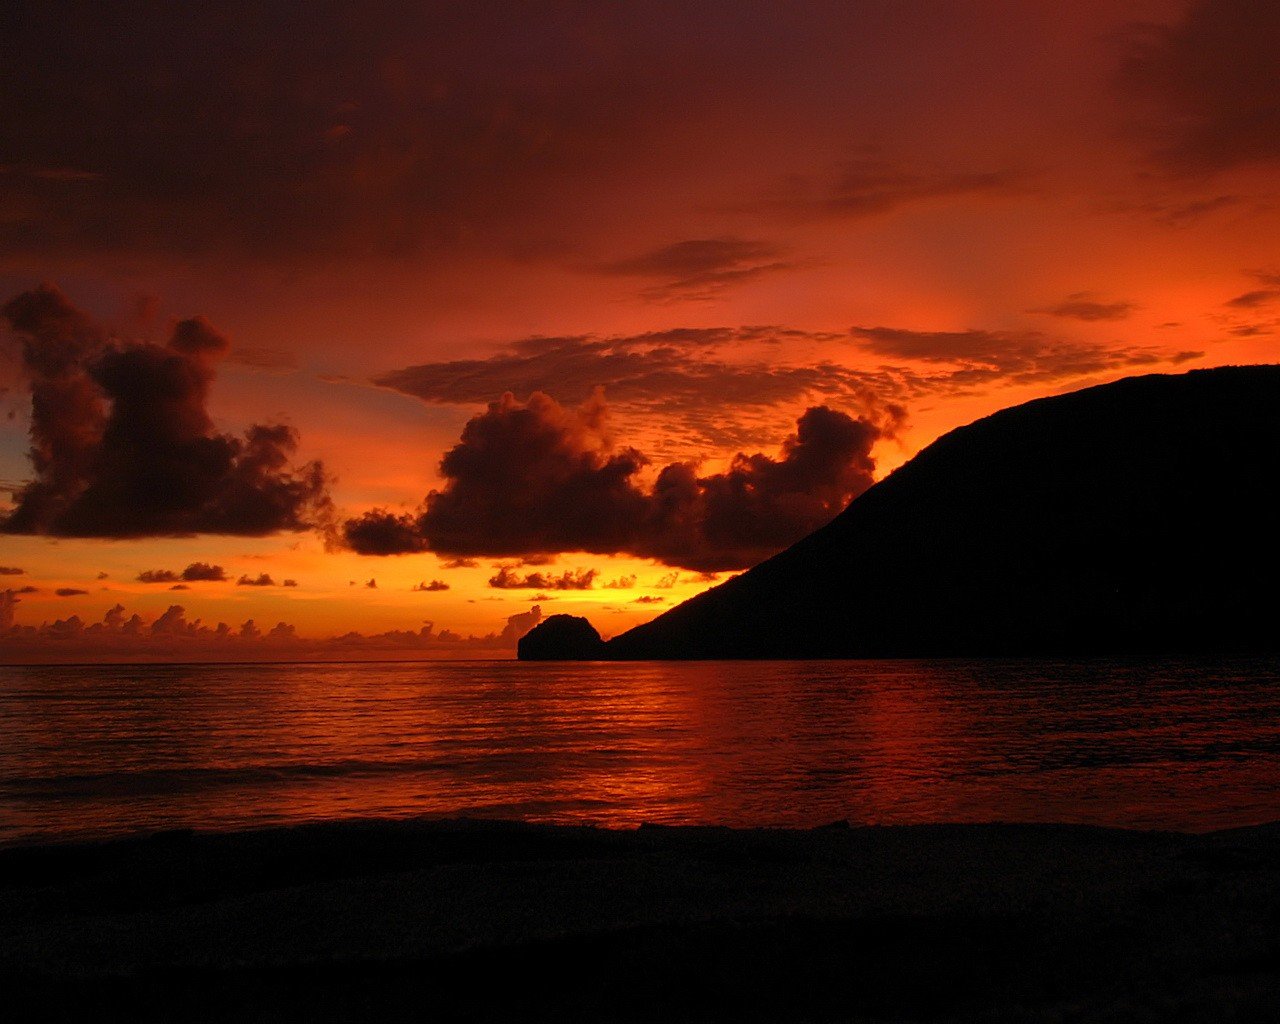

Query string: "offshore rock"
[[518, 614, 608, 660]]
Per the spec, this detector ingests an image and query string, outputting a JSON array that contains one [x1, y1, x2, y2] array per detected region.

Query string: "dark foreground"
[[3, 819, 1279, 1022]]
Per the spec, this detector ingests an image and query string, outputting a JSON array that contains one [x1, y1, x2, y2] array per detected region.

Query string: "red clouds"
[[1, 285, 330, 538], [343, 390, 896, 572], [1122, 1, 1280, 175], [138, 563, 228, 584]]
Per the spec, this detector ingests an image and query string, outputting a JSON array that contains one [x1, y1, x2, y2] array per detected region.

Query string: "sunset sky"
[[2, 0, 1278, 657]]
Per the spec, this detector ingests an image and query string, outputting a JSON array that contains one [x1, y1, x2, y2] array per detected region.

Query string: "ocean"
[[2, 658, 1278, 846]]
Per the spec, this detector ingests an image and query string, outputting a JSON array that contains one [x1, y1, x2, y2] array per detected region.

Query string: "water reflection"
[[1, 658, 1278, 844]]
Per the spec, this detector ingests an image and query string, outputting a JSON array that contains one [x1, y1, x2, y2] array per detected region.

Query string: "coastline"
[[4, 817, 1279, 1022]]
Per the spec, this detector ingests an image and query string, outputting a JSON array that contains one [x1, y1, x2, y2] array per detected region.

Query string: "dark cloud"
[[365, 578, 378, 589], [603, 575, 636, 589], [138, 562, 228, 584], [236, 573, 276, 587], [1, 285, 331, 538], [594, 238, 797, 301], [1225, 290, 1280, 309], [1121, 1, 1280, 174], [489, 567, 599, 590], [169, 584, 189, 591], [16, 585, 40, 594], [1030, 295, 1136, 321], [749, 159, 1025, 221], [413, 579, 450, 592], [0, 3, 834, 263], [0, 566, 24, 575], [283, 579, 298, 587], [55, 587, 87, 597], [342, 509, 429, 556], [632, 595, 665, 604], [1227, 322, 1275, 337], [851, 326, 1200, 385], [342, 390, 895, 571]]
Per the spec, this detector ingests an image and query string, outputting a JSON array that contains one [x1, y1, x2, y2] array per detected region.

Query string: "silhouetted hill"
[[521, 366, 1280, 659]]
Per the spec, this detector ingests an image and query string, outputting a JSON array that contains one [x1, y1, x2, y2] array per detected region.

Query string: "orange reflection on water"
[[2, 658, 1279, 845]]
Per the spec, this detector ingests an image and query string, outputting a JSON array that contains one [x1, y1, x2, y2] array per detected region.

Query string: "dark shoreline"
[[4, 817, 1280, 1022]]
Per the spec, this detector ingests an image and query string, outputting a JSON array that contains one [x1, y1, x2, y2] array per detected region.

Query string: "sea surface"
[[1, 658, 1279, 846]]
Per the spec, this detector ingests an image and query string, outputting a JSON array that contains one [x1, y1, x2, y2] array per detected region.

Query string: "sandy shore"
[[3, 817, 1279, 1022]]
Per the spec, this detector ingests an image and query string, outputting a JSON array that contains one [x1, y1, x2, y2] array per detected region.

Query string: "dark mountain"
[[520, 366, 1280, 659]]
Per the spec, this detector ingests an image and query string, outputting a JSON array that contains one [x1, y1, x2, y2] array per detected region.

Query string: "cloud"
[[0, 566, 24, 575], [54, 587, 87, 597], [632, 595, 665, 604], [341, 390, 895, 571], [342, 509, 429, 556], [1120, 1, 1280, 174], [413, 579, 450, 592], [364, 578, 378, 589], [373, 326, 891, 453], [1, 285, 330, 538], [1225, 290, 1280, 309], [169, 584, 189, 591], [488, 566, 599, 590], [236, 573, 276, 587], [283, 579, 298, 587], [850, 326, 1200, 385], [0, 4, 794, 263], [2, 599, 542, 660], [138, 562, 228, 584], [593, 237, 797, 301], [1030, 294, 1136, 321], [749, 159, 1025, 221]]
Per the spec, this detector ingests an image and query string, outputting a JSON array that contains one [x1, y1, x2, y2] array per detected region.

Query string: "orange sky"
[[3, 1, 1279, 657]]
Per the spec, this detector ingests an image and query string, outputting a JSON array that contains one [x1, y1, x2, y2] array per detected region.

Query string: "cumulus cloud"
[[341, 509, 428, 556], [236, 573, 276, 587], [413, 579, 450, 592], [593, 237, 797, 301], [0, 285, 330, 538], [2, 598, 543, 661], [488, 566, 599, 590], [341, 391, 895, 571], [138, 562, 228, 584]]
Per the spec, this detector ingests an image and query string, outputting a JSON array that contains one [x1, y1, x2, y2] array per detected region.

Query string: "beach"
[[4, 817, 1279, 1022]]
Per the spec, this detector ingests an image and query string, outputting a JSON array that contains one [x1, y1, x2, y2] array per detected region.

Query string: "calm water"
[[1, 658, 1279, 845]]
